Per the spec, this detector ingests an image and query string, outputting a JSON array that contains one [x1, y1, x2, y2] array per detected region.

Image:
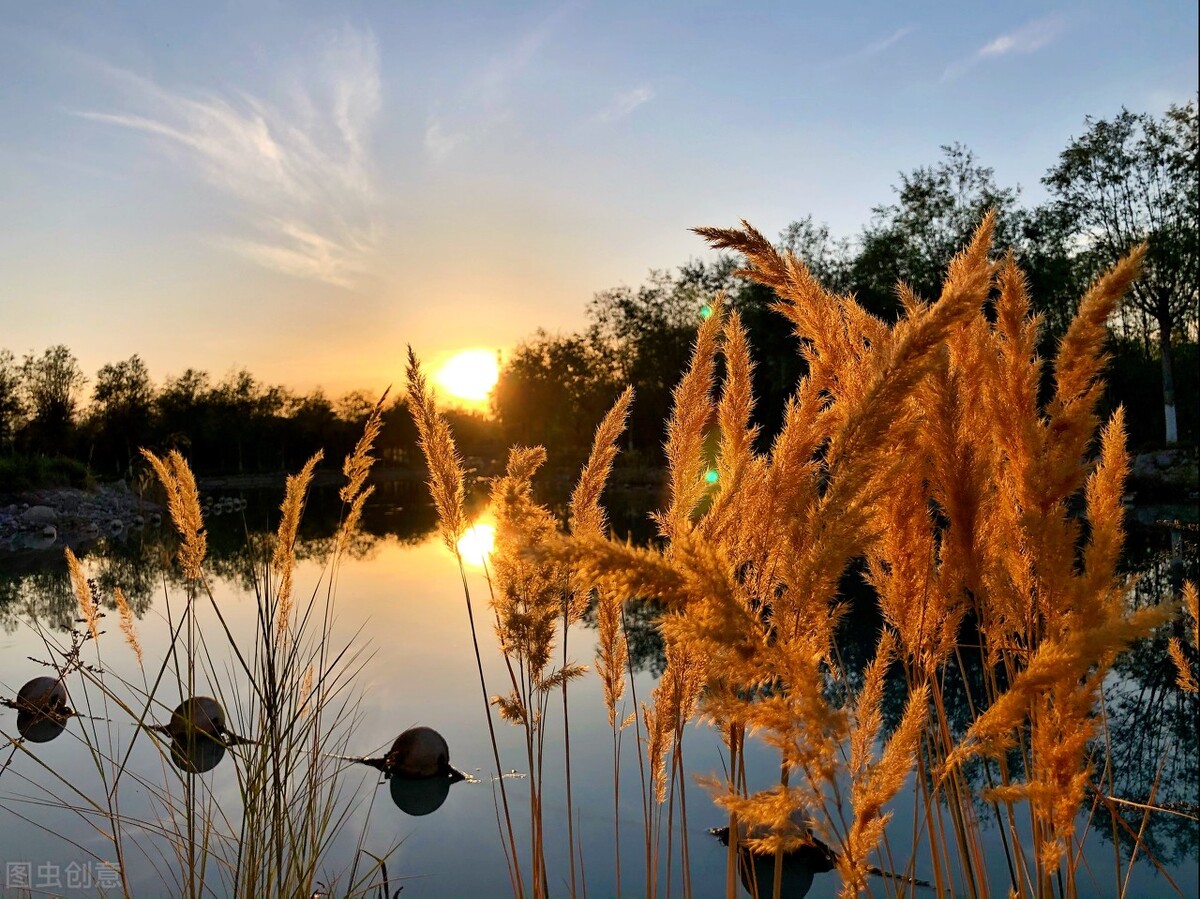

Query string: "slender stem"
[[562, 604, 579, 899], [456, 559, 525, 899]]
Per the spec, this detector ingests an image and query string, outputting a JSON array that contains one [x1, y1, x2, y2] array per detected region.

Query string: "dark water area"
[[0, 482, 1196, 897]]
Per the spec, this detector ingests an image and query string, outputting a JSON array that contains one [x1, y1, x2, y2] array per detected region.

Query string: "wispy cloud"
[[856, 26, 916, 59], [943, 15, 1066, 81], [423, 3, 575, 161], [592, 86, 655, 124], [77, 25, 381, 288], [424, 118, 465, 162]]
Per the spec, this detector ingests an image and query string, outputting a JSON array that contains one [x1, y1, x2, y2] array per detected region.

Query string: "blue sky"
[[1, 1, 1196, 396]]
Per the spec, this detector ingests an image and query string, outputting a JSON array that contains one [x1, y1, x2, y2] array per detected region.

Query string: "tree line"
[[0, 348, 461, 486], [494, 103, 1198, 467], [1, 103, 1194, 490]]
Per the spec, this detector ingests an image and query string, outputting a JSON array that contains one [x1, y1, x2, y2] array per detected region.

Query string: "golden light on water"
[[456, 521, 495, 567], [435, 349, 500, 404]]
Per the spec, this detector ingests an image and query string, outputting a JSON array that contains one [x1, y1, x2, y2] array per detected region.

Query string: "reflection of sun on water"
[[435, 349, 500, 405], [456, 522, 495, 567]]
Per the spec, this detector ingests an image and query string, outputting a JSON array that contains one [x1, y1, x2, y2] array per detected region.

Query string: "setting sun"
[[456, 521, 495, 567], [435, 349, 500, 404]]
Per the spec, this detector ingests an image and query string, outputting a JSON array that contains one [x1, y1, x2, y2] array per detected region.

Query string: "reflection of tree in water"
[[1095, 521, 1198, 865], [0, 565, 76, 632], [0, 483, 441, 630]]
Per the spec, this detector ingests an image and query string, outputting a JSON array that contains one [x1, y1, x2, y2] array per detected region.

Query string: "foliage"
[[18, 345, 86, 452], [1044, 101, 1199, 443], [418, 215, 1196, 899], [851, 143, 1023, 317], [0, 405, 396, 898]]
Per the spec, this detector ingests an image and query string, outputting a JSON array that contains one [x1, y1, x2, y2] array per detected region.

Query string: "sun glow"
[[435, 349, 500, 404], [456, 521, 495, 567]]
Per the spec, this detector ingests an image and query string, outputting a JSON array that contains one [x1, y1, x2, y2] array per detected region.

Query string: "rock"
[[21, 505, 58, 526]]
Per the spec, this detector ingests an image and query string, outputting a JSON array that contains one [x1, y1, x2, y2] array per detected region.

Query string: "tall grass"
[[0, 398, 402, 898], [409, 214, 1196, 898]]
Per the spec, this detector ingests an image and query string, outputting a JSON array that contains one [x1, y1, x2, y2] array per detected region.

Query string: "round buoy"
[[167, 696, 227, 740], [385, 726, 451, 778], [15, 677, 72, 743]]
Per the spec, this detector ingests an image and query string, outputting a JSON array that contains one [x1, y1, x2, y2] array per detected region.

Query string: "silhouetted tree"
[[852, 143, 1022, 317], [1044, 102, 1199, 444], [19, 345, 85, 452], [155, 368, 212, 456], [0, 350, 23, 451], [88, 354, 156, 476], [492, 331, 620, 467]]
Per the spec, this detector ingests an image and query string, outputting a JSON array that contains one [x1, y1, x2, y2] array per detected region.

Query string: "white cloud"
[[424, 119, 465, 162], [856, 26, 916, 58], [77, 25, 381, 287], [593, 86, 655, 124], [943, 15, 1066, 81]]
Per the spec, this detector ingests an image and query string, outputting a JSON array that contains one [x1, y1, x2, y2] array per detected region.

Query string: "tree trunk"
[[1157, 301, 1178, 445]]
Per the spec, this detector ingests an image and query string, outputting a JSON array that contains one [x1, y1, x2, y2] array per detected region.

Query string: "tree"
[[853, 143, 1022, 317], [156, 368, 213, 454], [19, 345, 86, 452], [587, 260, 740, 458], [0, 350, 23, 450], [777, 215, 854, 294], [1044, 102, 1199, 444], [90, 355, 156, 475], [492, 331, 620, 465]]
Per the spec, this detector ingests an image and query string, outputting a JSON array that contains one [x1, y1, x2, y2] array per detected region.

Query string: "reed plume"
[[406, 347, 525, 899], [274, 451, 323, 635], [336, 390, 388, 555], [1169, 581, 1198, 693], [406, 347, 466, 552], [142, 448, 207, 580], [65, 547, 100, 643], [653, 299, 724, 544], [114, 586, 143, 666]]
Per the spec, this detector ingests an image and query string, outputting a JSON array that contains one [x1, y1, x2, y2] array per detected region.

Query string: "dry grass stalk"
[[1169, 581, 1198, 693], [652, 299, 724, 544], [113, 586, 143, 666], [141, 448, 207, 579], [336, 391, 388, 554], [533, 213, 1177, 897], [406, 347, 466, 552], [570, 388, 634, 723], [65, 547, 100, 643], [274, 451, 323, 635], [406, 347, 527, 899]]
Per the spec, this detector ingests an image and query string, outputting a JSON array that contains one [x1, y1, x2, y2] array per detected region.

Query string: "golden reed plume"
[[141, 449, 207, 580]]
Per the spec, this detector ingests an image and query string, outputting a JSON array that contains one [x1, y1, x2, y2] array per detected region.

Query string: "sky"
[[1, 1, 1196, 399]]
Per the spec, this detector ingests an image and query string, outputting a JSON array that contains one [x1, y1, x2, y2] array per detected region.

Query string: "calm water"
[[0, 485, 1196, 898]]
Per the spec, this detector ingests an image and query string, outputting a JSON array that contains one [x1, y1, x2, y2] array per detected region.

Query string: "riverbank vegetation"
[[1, 209, 1196, 897], [1, 104, 1195, 494], [406, 212, 1198, 898]]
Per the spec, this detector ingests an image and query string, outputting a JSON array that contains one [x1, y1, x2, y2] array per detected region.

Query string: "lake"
[[1, 482, 1196, 898]]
